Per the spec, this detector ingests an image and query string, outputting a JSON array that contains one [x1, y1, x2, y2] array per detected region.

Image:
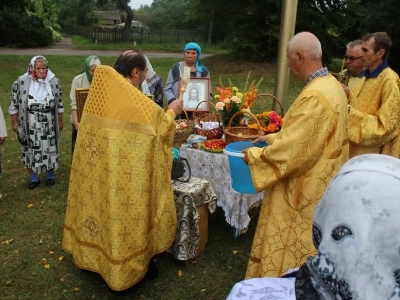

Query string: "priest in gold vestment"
[[345, 32, 400, 158], [339, 39, 366, 92], [244, 32, 349, 278], [62, 52, 183, 291]]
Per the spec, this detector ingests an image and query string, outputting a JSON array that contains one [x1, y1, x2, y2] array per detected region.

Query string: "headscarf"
[[296, 154, 400, 299], [81, 55, 101, 83], [183, 42, 204, 73], [142, 55, 156, 95], [25, 55, 55, 101]]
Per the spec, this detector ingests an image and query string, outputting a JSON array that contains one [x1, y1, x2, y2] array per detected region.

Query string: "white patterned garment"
[[179, 147, 264, 231], [226, 277, 296, 300], [305, 154, 400, 299]]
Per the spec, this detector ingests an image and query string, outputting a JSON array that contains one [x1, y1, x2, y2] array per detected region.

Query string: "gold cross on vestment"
[[85, 137, 99, 162]]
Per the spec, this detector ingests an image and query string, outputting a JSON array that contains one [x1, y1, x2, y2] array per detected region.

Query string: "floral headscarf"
[[25, 56, 55, 101], [296, 154, 400, 299]]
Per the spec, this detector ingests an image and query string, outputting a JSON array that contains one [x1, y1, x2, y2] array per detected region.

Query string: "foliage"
[[0, 12, 52, 47], [149, 0, 191, 29]]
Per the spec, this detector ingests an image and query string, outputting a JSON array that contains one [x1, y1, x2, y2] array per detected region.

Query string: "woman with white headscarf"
[[141, 55, 163, 108], [9, 55, 63, 190], [227, 153, 400, 300]]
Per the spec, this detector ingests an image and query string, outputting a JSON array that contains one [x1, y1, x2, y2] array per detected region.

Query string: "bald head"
[[287, 32, 322, 60]]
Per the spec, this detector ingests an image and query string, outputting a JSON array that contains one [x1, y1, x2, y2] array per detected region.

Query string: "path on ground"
[[0, 37, 211, 58]]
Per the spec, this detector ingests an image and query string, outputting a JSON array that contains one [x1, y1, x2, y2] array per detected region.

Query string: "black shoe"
[[28, 180, 40, 190], [46, 178, 55, 186], [144, 259, 159, 280]]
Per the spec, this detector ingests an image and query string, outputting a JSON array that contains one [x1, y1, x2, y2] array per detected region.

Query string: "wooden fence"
[[63, 26, 204, 44]]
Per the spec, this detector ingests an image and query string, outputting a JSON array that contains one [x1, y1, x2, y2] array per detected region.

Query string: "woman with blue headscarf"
[[164, 42, 211, 112]]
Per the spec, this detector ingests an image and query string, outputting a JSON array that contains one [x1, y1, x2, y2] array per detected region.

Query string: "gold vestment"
[[245, 75, 349, 278], [348, 67, 400, 158], [62, 65, 177, 291]]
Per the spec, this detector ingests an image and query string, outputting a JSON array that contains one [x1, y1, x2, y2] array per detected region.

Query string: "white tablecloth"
[[179, 147, 263, 232]]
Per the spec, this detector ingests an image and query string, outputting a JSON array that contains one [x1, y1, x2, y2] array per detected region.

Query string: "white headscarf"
[[25, 56, 55, 101], [306, 154, 400, 299], [141, 55, 156, 95]]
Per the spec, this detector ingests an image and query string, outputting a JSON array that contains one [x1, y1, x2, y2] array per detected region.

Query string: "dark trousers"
[[71, 125, 78, 157]]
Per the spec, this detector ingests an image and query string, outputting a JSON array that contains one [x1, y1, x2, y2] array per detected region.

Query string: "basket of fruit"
[[173, 110, 194, 148], [224, 111, 264, 145], [201, 139, 226, 153]]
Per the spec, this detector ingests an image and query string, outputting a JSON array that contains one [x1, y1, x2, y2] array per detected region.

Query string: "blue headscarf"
[[183, 42, 204, 73]]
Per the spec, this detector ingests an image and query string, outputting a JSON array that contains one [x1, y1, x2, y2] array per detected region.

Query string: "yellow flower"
[[236, 92, 244, 99], [232, 87, 239, 92], [215, 95, 220, 99], [215, 102, 225, 110]]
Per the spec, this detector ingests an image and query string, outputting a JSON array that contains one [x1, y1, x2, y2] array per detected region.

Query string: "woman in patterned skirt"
[[9, 56, 63, 190]]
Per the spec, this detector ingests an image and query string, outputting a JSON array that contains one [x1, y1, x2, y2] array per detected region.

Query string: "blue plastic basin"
[[223, 141, 267, 194]]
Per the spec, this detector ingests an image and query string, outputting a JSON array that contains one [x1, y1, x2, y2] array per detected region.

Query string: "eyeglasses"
[[344, 55, 362, 62]]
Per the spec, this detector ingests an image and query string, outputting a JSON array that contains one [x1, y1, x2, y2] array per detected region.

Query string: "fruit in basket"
[[179, 122, 188, 128], [203, 139, 226, 151]]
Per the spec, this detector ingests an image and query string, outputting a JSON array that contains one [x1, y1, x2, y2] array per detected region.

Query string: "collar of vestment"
[[307, 67, 329, 83], [344, 69, 366, 78], [364, 60, 389, 78]]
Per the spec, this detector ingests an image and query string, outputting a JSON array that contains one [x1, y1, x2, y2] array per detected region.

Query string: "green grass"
[[0, 53, 304, 299], [69, 35, 229, 54]]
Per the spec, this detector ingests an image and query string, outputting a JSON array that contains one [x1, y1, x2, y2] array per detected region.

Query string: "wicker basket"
[[250, 94, 283, 127], [173, 110, 194, 148], [224, 111, 264, 145], [194, 101, 223, 140]]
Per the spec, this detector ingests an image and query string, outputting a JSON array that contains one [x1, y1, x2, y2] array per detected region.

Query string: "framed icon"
[[179, 77, 210, 112], [75, 88, 90, 122]]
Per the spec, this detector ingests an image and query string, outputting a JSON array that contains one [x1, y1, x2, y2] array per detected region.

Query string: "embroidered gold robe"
[[62, 65, 177, 291], [245, 75, 349, 278], [348, 67, 400, 158]]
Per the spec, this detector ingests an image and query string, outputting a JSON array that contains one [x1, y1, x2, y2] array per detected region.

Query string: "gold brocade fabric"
[[245, 75, 349, 278], [348, 68, 400, 158], [347, 76, 363, 92], [62, 65, 177, 291]]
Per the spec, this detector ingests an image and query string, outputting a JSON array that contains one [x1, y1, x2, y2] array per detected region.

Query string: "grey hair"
[[346, 39, 363, 49]]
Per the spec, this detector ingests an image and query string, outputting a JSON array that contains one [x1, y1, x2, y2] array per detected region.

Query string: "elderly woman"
[[164, 42, 211, 114], [141, 55, 163, 108], [9, 56, 63, 190], [69, 55, 101, 154], [227, 153, 400, 300]]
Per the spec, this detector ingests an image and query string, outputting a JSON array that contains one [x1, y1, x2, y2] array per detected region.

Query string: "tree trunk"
[[118, 0, 134, 42]]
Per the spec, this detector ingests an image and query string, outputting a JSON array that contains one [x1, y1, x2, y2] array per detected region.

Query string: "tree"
[[116, 0, 134, 41]]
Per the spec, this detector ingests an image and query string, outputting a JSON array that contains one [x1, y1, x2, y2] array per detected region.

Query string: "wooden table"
[[168, 176, 217, 260], [179, 147, 263, 234]]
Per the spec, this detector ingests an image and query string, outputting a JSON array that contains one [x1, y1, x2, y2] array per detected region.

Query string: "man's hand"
[[168, 99, 183, 117], [252, 135, 268, 143], [0, 137, 6, 145], [73, 122, 80, 131]]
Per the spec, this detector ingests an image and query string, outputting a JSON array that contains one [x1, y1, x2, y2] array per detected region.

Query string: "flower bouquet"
[[214, 72, 264, 127], [248, 111, 283, 134]]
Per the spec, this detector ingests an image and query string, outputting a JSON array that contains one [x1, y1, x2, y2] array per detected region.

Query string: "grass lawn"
[[0, 51, 309, 299]]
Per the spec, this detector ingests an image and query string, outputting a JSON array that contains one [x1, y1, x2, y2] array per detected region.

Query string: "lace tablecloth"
[[169, 177, 217, 260], [179, 147, 264, 232]]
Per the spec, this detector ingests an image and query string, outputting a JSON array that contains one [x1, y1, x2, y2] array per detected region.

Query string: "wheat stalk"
[[178, 66, 191, 100]]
